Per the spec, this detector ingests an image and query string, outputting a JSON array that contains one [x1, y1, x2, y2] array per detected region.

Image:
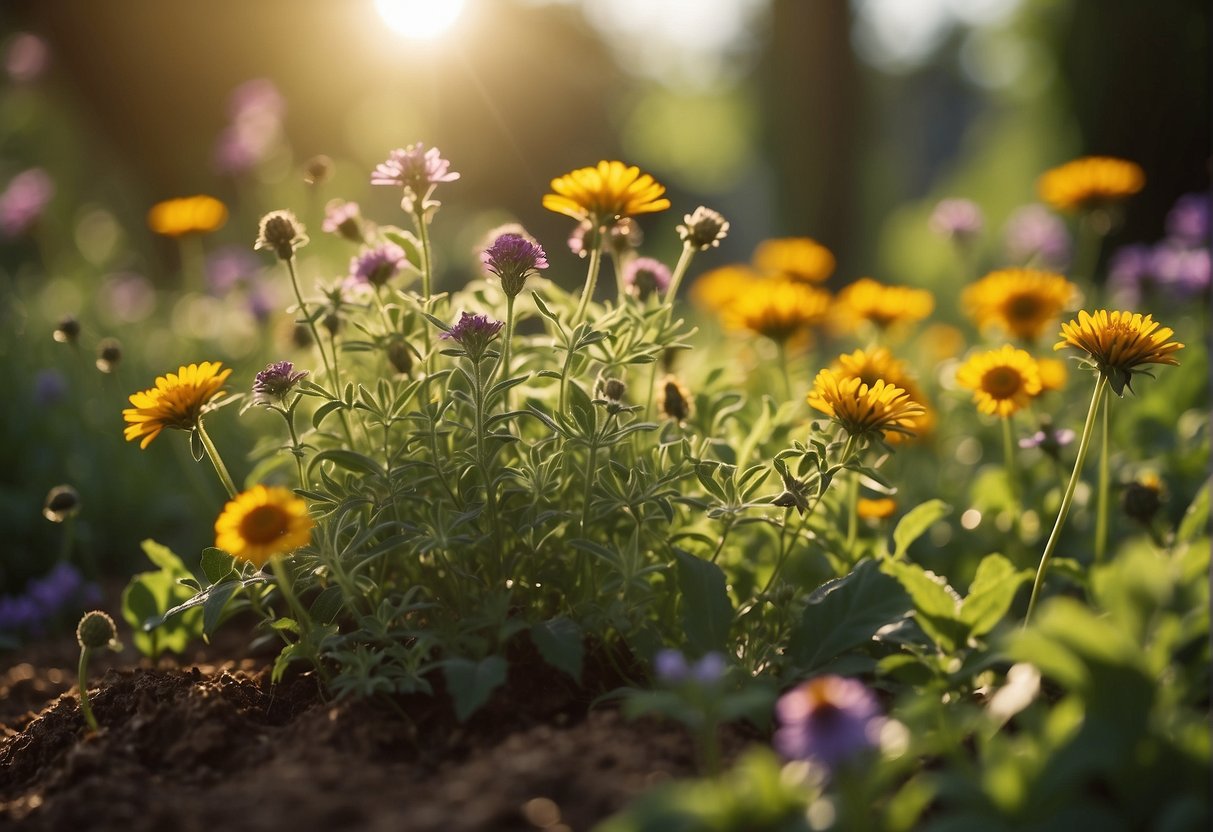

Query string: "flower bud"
[[43, 484, 81, 522], [255, 210, 309, 260], [53, 315, 81, 344], [600, 377, 627, 402], [677, 206, 730, 251], [658, 375, 692, 424], [1122, 474, 1163, 524], [387, 338, 413, 376], [76, 610, 118, 650], [302, 154, 333, 186], [95, 338, 122, 373]]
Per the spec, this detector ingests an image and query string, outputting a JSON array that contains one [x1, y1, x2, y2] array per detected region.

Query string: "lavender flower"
[[774, 675, 885, 769], [654, 648, 690, 683], [206, 246, 260, 295], [1152, 241, 1210, 297], [371, 143, 459, 215], [483, 232, 548, 298], [440, 311, 503, 360], [1004, 204, 1071, 269], [5, 33, 49, 83], [213, 79, 285, 176], [0, 168, 54, 238], [1019, 422, 1076, 459], [623, 257, 672, 301], [349, 242, 409, 288], [253, 361, 308, 406], [1107, 243, 1156, 306], [1165, 193, 1209, 246], [322, 200, 364, 243], [929, 198, 984, 243], [0, 563, 98, 639]]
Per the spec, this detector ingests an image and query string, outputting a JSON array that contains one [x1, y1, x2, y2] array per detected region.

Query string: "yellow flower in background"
[[1037, 156, 1145, 212], [857, 497, 897, 521], [1035, 357, 1068, 393], [806, 368, 925, 438], [752, 237, 835, 283], [147, 195, 228, 237], [214, 485, 314, 568], [834, 347, 934, 440], [542, 161, 670, 225], [689, 264, 762, 313], [919, 323, 967, 363], [724, 279, 831, 343], [963, 268, 1078, 341], [1054, 310, 1183, 394], [836, 277, 934, 331], [122, 362, 231, 449], [956, 345, 1042, 418]]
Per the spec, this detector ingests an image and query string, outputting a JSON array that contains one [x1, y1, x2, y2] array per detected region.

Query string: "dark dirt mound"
[[1, 639, 751, 831]]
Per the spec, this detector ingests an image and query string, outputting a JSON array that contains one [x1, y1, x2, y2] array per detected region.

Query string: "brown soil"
[[1, 635, 749, 831]]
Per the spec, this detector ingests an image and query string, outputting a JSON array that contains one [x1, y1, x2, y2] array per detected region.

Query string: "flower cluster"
[[0, 563, 100, 639], [1108, 193, 1210, 305]]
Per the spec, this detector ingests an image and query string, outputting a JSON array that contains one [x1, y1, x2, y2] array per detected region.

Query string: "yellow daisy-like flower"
[[963, 268, 1078, 341], [147, 195, 228, 237], [1037, 156, 1145, 212], [214, 485, 314, 568], [1054, 309, 1183, 395], [752, 237, 835, 283], [542, 160, 670, 225], [1035, 357, 1068, 393], [689, 264, 761, 313], [857, 497, 897, 521], [724, 279, 831, 343], [955, 345, 1042, 418], [834, 347, 934, 440], [806, 369, 925, 438], [836, 277, 934, 331], [122, 362, 232, 449]]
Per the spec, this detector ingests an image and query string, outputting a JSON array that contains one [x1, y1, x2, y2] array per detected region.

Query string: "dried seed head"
[[677, 206, 730, 251], [302, 154, 333, 186], [53, 316, 81, 344], [601, 377, 627, 402], [659, 375, 692, 424], [255, 210, 309, 260], [43, 484, 81, 522], [95, 338, 122, 373], [76, 610, 118, 650]]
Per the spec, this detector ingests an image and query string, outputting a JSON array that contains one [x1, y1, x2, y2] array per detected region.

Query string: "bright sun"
[[374, 0, 468, 40]]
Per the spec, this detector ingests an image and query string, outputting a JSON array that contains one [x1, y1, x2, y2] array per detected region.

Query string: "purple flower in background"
[[0, 168, 54, 238], [1165, 193, 1210, 246], [228, 78, 286, 122], [33, 368, 68, 406], [440, 311, 503, 360], [371, 143, 459, 214], [206, 246, 260, 295], [5, 32, 49, 83], [654, 648, 690, 683], [322, 200, 364, 243], [0, 563, 98, 639], [690, 652, 727, 685], [623, 256, 672, 301], [482, 232, 548, 298], [100, 272, 156, 323], [1107, 243, 1155, 306], [247, 285, 274, 323], [774, 675, 885, 769], [929, 198, 984, 243], [1019, 421, 1076, 459], [213, 79, 285, 176], [349, 242, 408, 288], [253, 360, 308, 405], [1152, 241, 1210, 297], [1004, 204, 1071, 269]]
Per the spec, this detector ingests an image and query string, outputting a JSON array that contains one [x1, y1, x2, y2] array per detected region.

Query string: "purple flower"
[[1107, 243, 1156, 306], [206, 246, 260, 295], [213, 79, 284, 175], [774, 675, 884, 769], [1019, 422, 1076, 458], [247, 286, 274, 323], [33, 368, 68, 406], [5, 33, 49, 83], [322, 200, 364, 243], [483, 232, 548, 297], [929, 198, 984, 242], [100, 272, 156, 324], [1165, 193, 1209, 246], [0, 168, 54, 238], [440, 312, 503, 359], [228, 78, 286, 122], [654, 648, 690, 683], [253, 360, 308, 405], [623, 257, 672, 301], [1004, 204, 1071, 269], [690, 652, 727, 685], [349, 242, 409, 288], [653, 649, 727, 685], [1152, 241, 1210, 297], [371, 143, 459, 214]]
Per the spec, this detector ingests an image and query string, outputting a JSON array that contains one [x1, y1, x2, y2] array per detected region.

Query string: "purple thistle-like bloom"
[[483, 232, 548, 298], [1165, 193, 1210, 246], [441, 312, 504, 360], [322, 200, 364, 242], [253, 360, 308, 405], [349, 242, 409, 288], [774, 675, 884, 769], [371, 143, 459, 215], [0, 168, 54, 238], [929, 198, 984, 242], [623, 256, 672, 301], [1004, 204, 1071, 269]]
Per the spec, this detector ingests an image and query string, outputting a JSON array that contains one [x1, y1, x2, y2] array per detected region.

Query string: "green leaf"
[[308, 449, 383, 478], [443, 656, 509, 721], [531, 291, 561, 327], [673, 549, 734, 654], [787, 560, 912, 672], [312, 400, 346, 429], [959, 553, 1028, 637], [202, 581, 239, 636], [200, 547, 235, 585], [1177, 481, 1209, 544], [309, 585, 345, 624], [890, 499, 951, 559], [531, 617, 584, 683], [883, 560, 966, 653], [141, 538, 189, 574]]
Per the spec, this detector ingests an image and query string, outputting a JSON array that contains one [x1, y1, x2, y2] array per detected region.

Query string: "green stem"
[[196, 419, 238, 498], [473, 356, 505, 582], [77, 647, 98, 732], [280, 404, 307, 488], [414, 208, 434, 302], [1025, 374, 1108, 625], [777, 340, 792, 402], [501, 293, 516, 410], [1095, 386, 1110, 562], [664, 243, 696, 302], [1002, 416, 1022, 544], [270, 555, 313, 630], [845, 469, 859, 553], [572, 241, 604, 327]]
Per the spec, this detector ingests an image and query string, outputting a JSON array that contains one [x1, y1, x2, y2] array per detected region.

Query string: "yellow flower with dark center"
[[963, 268, 1078, 341], [956, 345, 1042, 417], [1054, 310, 1183, 395], [147, 195, 228, 237], [214, 485, 314, 568], [857, 497, 897, 520], [834, 347, 934, 440], [689, 264, 761, 312], [806, 369, 925, 438], [1035, 357, 1068, 393], [1037, 156, 1145, 212], [122, 362, 232, 449], [752, 237, 835, 283], [836, 277, 934, 330], [724, 279, 831, 343], [542, 161, 670, 225]]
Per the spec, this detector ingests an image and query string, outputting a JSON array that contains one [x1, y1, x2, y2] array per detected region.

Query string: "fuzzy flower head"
[[678, 206, 730, 251], [349, 242, 409, 288], [322, 200, 364, 243], [122, 362, 232, 448], [0, 168, 54, 238], [214, 485, 314, 568], [482, 232, 548, 298], [807, 369, 925, 439], [623, 256, 672, 302], [254, 210, 308, 260], [774, 676, 885, 769], [440, 311, 504, 360], [836, 277, 934, 332], [929, 198, 984, 243], [956, 345, 1042, 418], [725, 279, 831, 344], [543, 160, 670, 228], [1054, 310, 1184, 395], [1038, 156, 1145, 213], [253, 361, 308, 406], [753, 237, 835, 284], [147, 195, 228, 237], [371, 143, 459, 215], [964, 268, 1079, 342]]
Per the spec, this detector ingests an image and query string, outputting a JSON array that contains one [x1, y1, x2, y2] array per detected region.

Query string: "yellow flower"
[[214, 485, 314, 568], [956, 345, 1042, 418], [122, 362, 232, 449], [752, 237, 835, 283], [834, 347, 934, 440], [147, 195, 228, 237], [857, 497, 897, 520], [806, 368, 925, 438], [919, 323, 967, 363], [1035, 357, 1068, 393], [1037, 156, 1145, 212], [836, 277, 934, 331], [542, 161, 670, 225], [1054, 309, 1183, 394], [724, 279, 831, 343], [689, 264, 761, 313], [963, 268, 1078, 341]]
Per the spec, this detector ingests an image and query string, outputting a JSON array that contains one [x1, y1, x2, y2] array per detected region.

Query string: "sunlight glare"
[[374, 0, 467, 40]]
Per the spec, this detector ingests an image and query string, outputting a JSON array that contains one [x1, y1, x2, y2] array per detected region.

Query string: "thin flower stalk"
[[572, 236, 604, 326], [196, 419, 238, 498], [1095, 387, 1110, 562]]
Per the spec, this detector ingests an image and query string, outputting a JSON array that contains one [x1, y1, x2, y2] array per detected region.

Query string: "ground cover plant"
[[1, 6, 1209, 831]]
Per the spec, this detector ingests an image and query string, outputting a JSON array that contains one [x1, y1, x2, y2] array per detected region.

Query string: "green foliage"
[[120, 540, 204, 658]]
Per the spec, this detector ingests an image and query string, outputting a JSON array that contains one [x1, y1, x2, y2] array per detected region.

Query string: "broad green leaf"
[[443, 656, 509, 721], [673, 549, 734, 654], [141, 538, 188, 574], [312, 399, 346, 429], [309, 585, 345, 624], [308, 448, 383, 478], [960, 553, 1029, 637], [200, 547, 235, 585], [883, 560, 966, 653], [1177, 481, 1209, 544], [890, 500, 951, 559], [202, 581, 239, 636], [531, 617, 584, 683]]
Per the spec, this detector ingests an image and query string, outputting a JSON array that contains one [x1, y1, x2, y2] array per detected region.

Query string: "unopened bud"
[[95, 338, 122, 373], [76, 610, 118, 650], [53, 316, 81, 344], [43, 484, 81, 523]]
